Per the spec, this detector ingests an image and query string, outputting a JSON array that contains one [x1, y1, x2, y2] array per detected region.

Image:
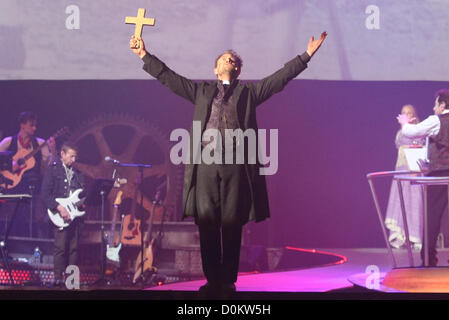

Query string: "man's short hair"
[[18, 112, 37, 125], [436, 89, 449, 109], [61, 142, 78, 154], [214, 50, 243, 69]]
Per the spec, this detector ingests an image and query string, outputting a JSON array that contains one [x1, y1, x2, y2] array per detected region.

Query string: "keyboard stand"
[[0, 194, 32, 285]]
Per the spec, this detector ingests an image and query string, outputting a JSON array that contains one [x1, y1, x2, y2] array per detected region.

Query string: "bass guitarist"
[[0, 112, 57, 236], [41, 142, 84, 287]]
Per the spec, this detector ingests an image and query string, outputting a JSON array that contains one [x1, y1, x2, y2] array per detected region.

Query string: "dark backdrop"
[[1, 79, 447, 248]]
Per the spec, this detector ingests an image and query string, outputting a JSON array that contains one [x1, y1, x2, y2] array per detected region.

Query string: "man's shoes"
[[420, 256, 438, 267], [220, 282, 236, 298], [221, 282, 236, 293], [198, 281, 237, 298], [198, 281, 221, 298], [430, 256, 438, 267]]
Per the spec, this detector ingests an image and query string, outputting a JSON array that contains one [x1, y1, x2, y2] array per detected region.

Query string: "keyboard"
[[0, 194, 32, 200]]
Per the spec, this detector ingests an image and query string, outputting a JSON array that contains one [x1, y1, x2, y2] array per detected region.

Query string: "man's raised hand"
[[306, 32, 327, 58], [130, 36, 147, 59]]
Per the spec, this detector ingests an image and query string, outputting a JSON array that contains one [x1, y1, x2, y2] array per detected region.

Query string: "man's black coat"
[[142, 52, 310, 224]]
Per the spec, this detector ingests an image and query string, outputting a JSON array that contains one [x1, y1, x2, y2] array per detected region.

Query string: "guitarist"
[[40, 142, 84, 287], [0, 112, 57, 236]]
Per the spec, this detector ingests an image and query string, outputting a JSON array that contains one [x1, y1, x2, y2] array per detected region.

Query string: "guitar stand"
[[0, 194, 32, 286], [134, 166, 147, 287], [94, 190, 111, 287], [84, 179, 114, 288], [133, 269, 154, 286], [133, 256, 166, 287], [133, 180, 167, 288], [107, 161, 152, 287]]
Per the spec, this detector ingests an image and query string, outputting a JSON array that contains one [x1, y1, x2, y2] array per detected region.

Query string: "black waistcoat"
[[204, 81, 239, 148], [429, 113, 449, 171]]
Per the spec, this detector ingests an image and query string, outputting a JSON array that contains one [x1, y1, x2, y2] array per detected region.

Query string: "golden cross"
[[125, 8, 155, 39]]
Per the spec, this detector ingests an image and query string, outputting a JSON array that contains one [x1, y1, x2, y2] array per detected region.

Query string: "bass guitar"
[[47, 188, 85, 230], [0, 127, 69, 189], [106, 190, 124, 264]]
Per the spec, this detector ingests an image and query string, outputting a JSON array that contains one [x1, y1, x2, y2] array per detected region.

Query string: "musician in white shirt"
[[399, 96, 449, 137], [398, 90, 449, 266]]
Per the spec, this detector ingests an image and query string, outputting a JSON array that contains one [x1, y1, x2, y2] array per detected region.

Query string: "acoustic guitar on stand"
[[121, 177, 143, 246]]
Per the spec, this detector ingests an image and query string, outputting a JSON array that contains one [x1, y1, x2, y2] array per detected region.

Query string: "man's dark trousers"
[[196, 162, 251, 285], [53, 221, 79, 281], [422, 169, 449, 265]]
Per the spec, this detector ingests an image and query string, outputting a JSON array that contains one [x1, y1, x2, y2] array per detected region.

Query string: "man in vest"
[[41, 143, 84, 287], [0, 112, 56, 236], [398, 89, 449, 266], [130, 32, 326, 296]]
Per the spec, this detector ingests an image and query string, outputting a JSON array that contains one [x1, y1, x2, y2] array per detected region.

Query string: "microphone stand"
[[87, 179, 114, 288], [99, 189, 106, 284], [112, 161, 151, 287]]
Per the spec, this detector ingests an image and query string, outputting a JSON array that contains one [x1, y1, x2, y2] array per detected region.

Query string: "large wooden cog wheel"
[[68, 113, 183, 222]]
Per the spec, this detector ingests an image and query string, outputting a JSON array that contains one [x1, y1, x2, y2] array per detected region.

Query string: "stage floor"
[[146, 247, 443, 294], [2, 247, 449, 299]]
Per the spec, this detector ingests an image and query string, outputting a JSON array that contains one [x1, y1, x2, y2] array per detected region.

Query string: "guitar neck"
[[118, 214, 125, 239], [24, 140, 47, 161], [144, 200, 158, 244], [108, 204, 119, 247], [23, 127, 67, 161]]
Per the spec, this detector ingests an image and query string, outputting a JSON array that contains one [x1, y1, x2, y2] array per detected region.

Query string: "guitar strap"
[[63, 163, 74, 188], [30, 136, 42, 171]]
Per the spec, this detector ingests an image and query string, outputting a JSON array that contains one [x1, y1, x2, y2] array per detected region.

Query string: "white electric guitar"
[[106, 190, 124, 264], [47, 188, 86, 230]]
